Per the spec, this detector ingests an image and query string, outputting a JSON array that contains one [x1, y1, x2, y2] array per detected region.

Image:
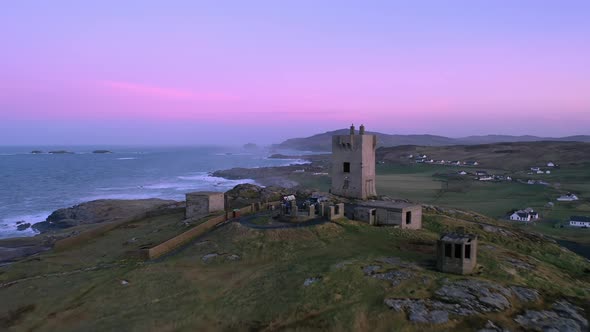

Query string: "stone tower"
[[331, 124, 377, 200]]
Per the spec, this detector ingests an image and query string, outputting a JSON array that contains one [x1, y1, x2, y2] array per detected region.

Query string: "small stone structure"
[[324, 203, 345, 221], [185, 192, 225, 219], [331, 124, 377, 200], [436, 232, 478, 275], [352, 201, 422, 229]]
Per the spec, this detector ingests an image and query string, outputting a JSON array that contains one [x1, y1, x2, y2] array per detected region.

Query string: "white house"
[[557, 193, 579, 201], [510, 208, 539, 222], [547, 162, 555, 167], [531, 167, 541, 172], [545, 170, 551, 174], [459, 171, 467, 175], [536, 170, 544, 174], [569, 216, 590, 228]]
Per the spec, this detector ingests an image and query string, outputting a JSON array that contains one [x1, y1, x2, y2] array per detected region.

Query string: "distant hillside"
[[377, 141, 590, 170], [274, 130, 457, 151], [457, 135, 590, 145], [274, 130, 590, 152]]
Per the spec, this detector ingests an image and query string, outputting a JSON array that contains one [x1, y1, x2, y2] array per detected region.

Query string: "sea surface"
[[0, 146, 310, 239]]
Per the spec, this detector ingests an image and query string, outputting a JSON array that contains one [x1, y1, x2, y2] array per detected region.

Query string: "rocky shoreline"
[[0, 199, 180, 264], [212, 153, 330, 188]]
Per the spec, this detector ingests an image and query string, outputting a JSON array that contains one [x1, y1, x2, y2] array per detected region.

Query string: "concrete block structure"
[[436, 233, 478, 275], [185, 192, 225, 219], [331, 124, 377, 200], [324, 203, 345, 221], [352, 201, 422, 229]]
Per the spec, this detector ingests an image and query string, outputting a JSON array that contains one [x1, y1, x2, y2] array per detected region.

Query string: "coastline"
[[212, 153, 330, 188]]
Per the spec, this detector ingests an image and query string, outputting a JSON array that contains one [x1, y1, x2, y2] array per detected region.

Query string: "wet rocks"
[[16, 222, 31, 231]]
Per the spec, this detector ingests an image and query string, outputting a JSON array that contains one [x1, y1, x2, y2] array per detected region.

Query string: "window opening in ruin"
[[445, 243, 452, 257], [406, 211, 412, 224], [343, 162, 350, 173], [465, 244, 471, 259], [454, 244, 462, 258]]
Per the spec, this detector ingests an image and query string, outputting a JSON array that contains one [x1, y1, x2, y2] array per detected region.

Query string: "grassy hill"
[[1, 207, 588, 331], [274, 130, 590, 152]]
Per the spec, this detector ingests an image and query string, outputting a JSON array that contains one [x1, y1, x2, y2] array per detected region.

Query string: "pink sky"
[[1, 1, 589, 145]]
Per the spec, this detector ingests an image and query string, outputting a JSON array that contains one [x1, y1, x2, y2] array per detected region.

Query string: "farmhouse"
[[569, 216, 590, 228], [557, 193, 579, 201], [509, 208, 539, 222], [547, 162, 555, 167]]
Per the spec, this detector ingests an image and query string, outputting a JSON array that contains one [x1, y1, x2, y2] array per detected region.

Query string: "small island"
[[30, 150, 44, 154], [92, 150, 113, 154]]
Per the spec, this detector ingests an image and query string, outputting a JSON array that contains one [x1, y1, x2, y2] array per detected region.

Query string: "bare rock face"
[[384, 299, 450, 324], [514, 301, 587, 332], [385, 279, 545, 324], [435, 279, 512, 312], [32, 199, 177, 233]]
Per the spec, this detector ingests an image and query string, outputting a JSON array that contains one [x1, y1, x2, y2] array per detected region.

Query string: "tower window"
[[406, 211, 412, 224], [343, 162, 350, 173]]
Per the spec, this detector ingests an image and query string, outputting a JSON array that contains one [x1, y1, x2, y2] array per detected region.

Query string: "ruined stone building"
[[351, 201, 422, 229], [185, 192, 225, 219], [331, 124, 377, 200], [436, 233, 478, 275]]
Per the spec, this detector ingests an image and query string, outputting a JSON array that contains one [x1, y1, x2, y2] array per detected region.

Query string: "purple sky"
[[1, 1, 589, 145]]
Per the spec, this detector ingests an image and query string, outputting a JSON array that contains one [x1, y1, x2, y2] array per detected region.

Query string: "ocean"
[[0, 146, 309, 239]]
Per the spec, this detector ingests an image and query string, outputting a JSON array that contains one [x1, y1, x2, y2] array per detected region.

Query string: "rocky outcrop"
[[514, 301, 588, 332], [225, 184, 291, 207], [385, 279, 543, 324], [32, 199, 177, 233], [92, 150, 112, 154]]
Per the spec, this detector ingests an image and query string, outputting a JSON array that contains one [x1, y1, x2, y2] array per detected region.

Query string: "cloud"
[[99, 80, 239, 101]]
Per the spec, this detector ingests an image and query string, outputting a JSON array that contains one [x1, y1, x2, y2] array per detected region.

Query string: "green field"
[[372, 163, 590, 245]]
